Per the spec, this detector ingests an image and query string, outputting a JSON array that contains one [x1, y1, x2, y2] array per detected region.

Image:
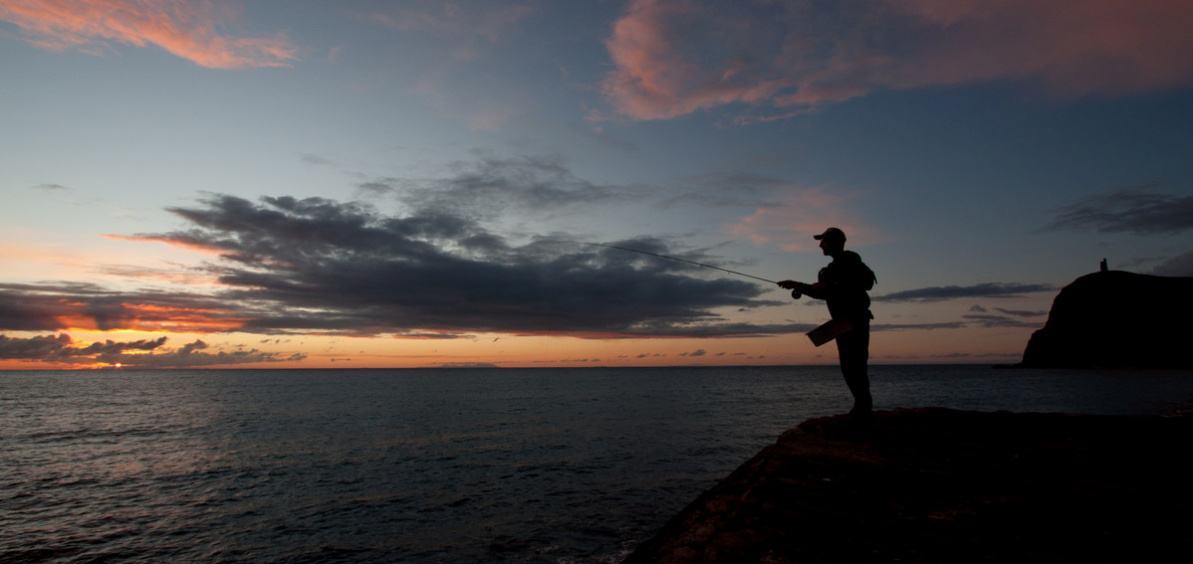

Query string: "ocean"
[[4, 365, 1193, 562]]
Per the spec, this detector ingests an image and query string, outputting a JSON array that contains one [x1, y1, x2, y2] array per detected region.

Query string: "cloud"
[[0, 0, 298, 69], [873, 283, 1055, 302], [969, 304, 1045, 318], [299, 153, 334, 166], [1153, 250, 1193, 277], [358, 153, 627, 219], [881, 299, 1046, 331], [67, 194, 792, 339], [0, 332, 162, 362], [960, 314, 1042, 329], [1, 288, 71, 331], [365, 1, 534, 60], [1043, 184, 1193, 235], [657, 171, 785, 209], [362, 2, 537, 129], [872, 322, 965, 331], [993, 307, 1047, 318], [95, 264, 214, 286], [727, 188, 874, 251], [0, 281, 249, 332], [613, 321, 809, 338], [0, 333, 302, 367], [602, 0, 1193, 121], [0, 333, 74, 359], [32, 183, 69, 190]]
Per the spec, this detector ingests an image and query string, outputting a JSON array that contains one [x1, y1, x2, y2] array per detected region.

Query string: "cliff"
[[1020, 270, 1193, 368], [625, 408, 1193, 563]]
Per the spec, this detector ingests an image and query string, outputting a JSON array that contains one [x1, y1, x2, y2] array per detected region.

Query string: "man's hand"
[[777, 280, 812, 291]]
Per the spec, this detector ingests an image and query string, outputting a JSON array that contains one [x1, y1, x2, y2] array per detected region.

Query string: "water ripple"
[[4, 366, 1192, 561]]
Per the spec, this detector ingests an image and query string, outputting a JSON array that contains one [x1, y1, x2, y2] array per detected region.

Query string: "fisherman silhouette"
[[778, 227, 876, 419]]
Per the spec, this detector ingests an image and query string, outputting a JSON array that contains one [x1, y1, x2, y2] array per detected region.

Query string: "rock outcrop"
[[625, 408, 1193, 563], [1020, 270, 1193, 368]]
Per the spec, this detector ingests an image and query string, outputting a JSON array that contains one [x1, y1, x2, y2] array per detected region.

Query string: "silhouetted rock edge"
[[1019, 270, 1193, 368], [624, 408, 1193, 563]]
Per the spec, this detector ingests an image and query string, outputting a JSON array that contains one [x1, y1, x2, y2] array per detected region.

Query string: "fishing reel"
[[791, 290, 802, 299]]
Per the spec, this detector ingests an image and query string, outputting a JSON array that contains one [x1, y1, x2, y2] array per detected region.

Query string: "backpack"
[[841, 251, 876, 291], [858, 261, 876, 291]]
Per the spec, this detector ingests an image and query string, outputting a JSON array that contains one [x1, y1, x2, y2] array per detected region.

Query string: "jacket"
[[816, 251, 875, 323]]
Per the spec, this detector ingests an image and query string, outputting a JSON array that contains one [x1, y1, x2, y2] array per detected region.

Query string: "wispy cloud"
[[657, 171, 784, 209], [992, 307, 1047, 318], [362, 1, 536, 129], [357, 153, 627, 220], [365, 0, 534, 60], [1153, 250, 1193, 277], [960, 314, 1042, 329], [602, 0, 1193, 121], [0, 281, 249, 332], [299, 153, 334, 166], [0, 0, 298, 69], [727, 188, 873, 251], [872, 322, 965, 331], [873, 283, 1055, 302], [1042, 184, 1193, 235]]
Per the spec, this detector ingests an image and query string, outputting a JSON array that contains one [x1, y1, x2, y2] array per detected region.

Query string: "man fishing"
[[778, 227, 876, 419]]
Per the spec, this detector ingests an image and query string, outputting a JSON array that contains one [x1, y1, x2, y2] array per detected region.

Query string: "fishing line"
[[580, 242, 778, 285]]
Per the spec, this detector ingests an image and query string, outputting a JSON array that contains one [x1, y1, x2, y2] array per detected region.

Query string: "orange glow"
[[1, 229, 213, 288], [121, 303, 249, 332], [104, 234, 227, 257], [52, 302, 248, 334], [1, 314, 1038, 370]]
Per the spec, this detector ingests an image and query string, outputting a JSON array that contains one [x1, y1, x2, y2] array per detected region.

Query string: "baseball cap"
[[813, 227, 846, 242]]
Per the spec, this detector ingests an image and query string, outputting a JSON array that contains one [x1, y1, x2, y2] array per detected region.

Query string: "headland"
[[1019, 270, 1193, 368]]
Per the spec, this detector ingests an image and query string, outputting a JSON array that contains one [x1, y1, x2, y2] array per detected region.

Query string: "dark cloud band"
[[873, 283, 1054, 303], [2, 195, 786, 340], [1043, 184, 1193, 235], [0, 333, 301, 367]]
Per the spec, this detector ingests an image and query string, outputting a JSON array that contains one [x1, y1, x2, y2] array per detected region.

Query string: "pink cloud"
[[727, 188, 876, 252], [367, 1, 534, 60], [368, 1, 533, 39], [603, 0, 1193, 121], [412, 67, 525, 131], [603, 0, 787, 120], [0, 0, 297, 69], [887, 0, 1193, 96], [364, 1, 536, 128]]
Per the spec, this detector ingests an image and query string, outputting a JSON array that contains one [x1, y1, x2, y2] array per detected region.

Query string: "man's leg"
[[836, 323, 872, 415]]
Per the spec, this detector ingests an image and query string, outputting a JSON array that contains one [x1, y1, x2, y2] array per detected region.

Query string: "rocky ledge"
[[625, 408, 1193, 563]]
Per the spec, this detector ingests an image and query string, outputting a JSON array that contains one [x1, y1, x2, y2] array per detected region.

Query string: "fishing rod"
[[581, 242, 778, 285]]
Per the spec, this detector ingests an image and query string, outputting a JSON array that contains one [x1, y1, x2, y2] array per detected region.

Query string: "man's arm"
[[777, 280, 826, 299]]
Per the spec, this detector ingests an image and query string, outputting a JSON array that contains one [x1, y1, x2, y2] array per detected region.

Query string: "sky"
[[2, 0, 1192, 370]]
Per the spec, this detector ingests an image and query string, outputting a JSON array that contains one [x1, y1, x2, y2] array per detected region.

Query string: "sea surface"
[[4, 365, 1193, 562]]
